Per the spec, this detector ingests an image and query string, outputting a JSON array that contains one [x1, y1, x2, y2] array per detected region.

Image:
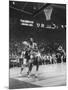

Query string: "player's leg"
[[27, 62, 33, 78], [35, 58, 39, 77]]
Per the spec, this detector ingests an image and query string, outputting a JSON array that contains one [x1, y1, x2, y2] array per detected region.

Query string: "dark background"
[[9, 1, 66, 50]]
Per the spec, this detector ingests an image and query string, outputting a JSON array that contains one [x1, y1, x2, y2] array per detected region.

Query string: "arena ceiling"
[[9, 1, 66, 42], [9, 1, 66, 24]]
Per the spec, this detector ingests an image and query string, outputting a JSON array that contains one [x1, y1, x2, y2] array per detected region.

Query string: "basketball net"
[[44, 7, 53, 21]]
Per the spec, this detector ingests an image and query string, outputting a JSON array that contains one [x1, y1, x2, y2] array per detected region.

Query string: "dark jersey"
[[25, 51, 30, 62]]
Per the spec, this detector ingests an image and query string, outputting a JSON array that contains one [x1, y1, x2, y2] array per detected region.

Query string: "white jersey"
[[23, 58, 27, 65], [29, 42, 37, 50], [47, 55, 50, 60], [30, 55, 33, 59], [21, 51, 25, 58], [52, 54, 56, 60]]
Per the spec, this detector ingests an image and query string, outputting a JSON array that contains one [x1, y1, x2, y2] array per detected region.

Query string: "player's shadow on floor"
[[16, 72, 49, 81], [17, 74, 28, 78], [17, 73, 38, 78]]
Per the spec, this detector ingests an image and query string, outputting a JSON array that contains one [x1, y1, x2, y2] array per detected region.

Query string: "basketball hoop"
[[44, 7, 53, 21]]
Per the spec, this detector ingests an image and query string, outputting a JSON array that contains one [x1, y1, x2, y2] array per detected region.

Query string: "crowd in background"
[[9, 38, 66, 68]]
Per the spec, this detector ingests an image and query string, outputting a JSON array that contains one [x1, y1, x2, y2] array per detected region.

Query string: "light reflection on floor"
[[9, 63, 66, 87]]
